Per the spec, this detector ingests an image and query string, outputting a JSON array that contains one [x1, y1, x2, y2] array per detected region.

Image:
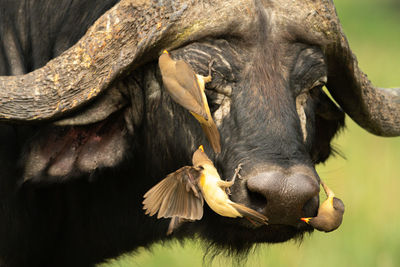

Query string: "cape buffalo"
[[0, 0, 399, 266]]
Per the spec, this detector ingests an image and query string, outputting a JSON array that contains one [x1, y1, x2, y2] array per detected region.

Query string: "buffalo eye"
[[291, 46, 327, 97], [290, 46, 328, 142], [170, 40, 241, 125], [289, 46, 345, 163], [310, 87, 345, 163]]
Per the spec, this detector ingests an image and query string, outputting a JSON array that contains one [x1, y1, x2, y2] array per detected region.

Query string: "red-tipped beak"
[[300, 217, 311, 224]]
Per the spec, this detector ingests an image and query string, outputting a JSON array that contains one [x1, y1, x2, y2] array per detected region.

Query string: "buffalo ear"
[[311, 88, 345, 164], [313, 88, 344, 121]]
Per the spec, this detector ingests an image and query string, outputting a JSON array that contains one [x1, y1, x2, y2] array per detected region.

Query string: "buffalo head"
[[0, 0, 398, 264]]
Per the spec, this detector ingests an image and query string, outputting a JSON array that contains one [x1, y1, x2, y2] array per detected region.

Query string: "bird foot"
[[203, 59, 216, 83], [226, 163, 243, 195], [232, 163, 243, 182]]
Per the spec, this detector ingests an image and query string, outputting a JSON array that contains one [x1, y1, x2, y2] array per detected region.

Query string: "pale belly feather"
[[199, 171, 242, 218]]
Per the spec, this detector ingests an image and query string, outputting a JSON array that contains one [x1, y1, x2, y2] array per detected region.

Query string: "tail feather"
[[167, 217, 186, 235], [191, 112, 221, 154], [230, 202, 268, 225], [200, 120, 221, 153]]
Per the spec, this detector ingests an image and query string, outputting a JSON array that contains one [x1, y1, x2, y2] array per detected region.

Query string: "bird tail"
[[190, 112, 221, 154], [167, 217, 188, 235], [230, 202, 268, 225], [200, 120, 221, 154]]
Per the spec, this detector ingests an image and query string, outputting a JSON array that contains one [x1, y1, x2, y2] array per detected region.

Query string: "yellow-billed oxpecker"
[[301, 180, 345, 232], [143, 146, 268, 234], [158, 50, 221, 153]]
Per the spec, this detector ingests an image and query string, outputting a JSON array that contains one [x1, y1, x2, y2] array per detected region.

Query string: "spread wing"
[[143, 166, 204, 221]]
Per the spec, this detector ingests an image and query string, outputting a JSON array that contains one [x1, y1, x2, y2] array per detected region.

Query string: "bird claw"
[[225, 163, 243, 195], [203, 59, 216, 82], [232, 163, 243, 182], [208, 59, 216, 72], [226, 187, 232, 195]]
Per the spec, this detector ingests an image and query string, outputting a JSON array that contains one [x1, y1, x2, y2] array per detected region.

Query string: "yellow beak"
[[300, 217, 311, 224]]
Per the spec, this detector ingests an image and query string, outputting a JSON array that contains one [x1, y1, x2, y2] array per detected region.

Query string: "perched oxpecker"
[[301, 180, 345, 232], [143, 146, 268, 234], [158, 50, 221, 153]]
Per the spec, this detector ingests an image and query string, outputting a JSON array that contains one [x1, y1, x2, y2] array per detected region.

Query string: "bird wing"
[[173, 60, 208, 119], [176, 61, 221, 153], [175, 60, 205, 107], [162, 75, 208, 120], [143, 166, 204, 221]]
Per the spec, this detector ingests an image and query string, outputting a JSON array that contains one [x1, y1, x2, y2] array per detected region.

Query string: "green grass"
[[101, 0, 400, 266]]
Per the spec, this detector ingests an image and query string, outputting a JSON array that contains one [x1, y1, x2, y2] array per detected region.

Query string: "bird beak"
[[300, 217, 311, 224], [163, 50, 169, 54], [198, 145, 204, 152]]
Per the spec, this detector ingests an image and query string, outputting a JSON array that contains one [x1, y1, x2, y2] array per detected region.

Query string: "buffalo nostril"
[[246, 165, 320, 225], [302, 195, 319, 218], [248, 190, 267, 208]]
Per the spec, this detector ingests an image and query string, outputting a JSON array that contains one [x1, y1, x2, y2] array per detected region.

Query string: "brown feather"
[[159, 54, 208, 119], [167, 217, 181, 235], [159, 53, 221, 153], [307, 197, 344, 232], [143, 177, 173, 216], [200, 119, 221, 154], [229, 202, 268, 225], [175, 60, 206, 108], [142, 166, 204, 220]]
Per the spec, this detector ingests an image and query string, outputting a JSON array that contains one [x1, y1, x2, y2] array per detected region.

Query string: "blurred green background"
[[101, 0, 400, 266]]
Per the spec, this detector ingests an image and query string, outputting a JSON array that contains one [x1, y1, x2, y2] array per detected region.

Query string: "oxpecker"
[[158, 50, 221, 153], [301, 180, 345, 232], [143, 146, 268, 234]]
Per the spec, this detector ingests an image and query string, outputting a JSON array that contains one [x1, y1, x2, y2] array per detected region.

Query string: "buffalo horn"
[[0, 0, 252, 122], [324, 14, 400, 136]]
